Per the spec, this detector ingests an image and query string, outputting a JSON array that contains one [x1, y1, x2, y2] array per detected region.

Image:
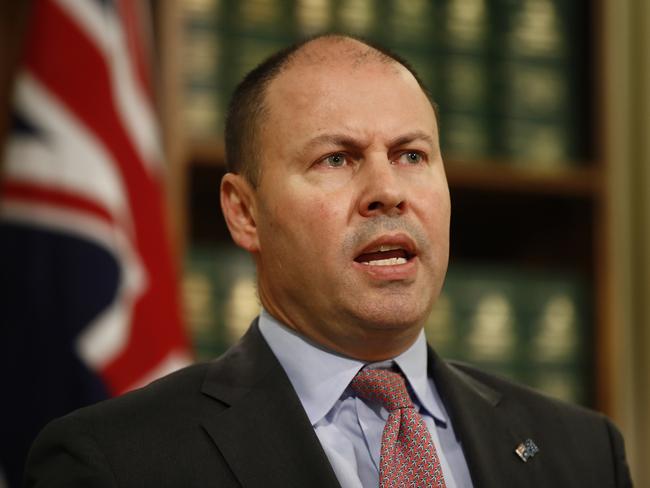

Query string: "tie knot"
[[350, 368, 414, 412]]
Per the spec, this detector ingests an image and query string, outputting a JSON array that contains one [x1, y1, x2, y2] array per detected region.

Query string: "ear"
[[220, 173, 260, 252]]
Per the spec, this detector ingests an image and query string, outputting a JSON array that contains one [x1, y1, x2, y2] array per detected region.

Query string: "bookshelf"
[[188, 140, 603, 196], [156, 0, 611, 412]]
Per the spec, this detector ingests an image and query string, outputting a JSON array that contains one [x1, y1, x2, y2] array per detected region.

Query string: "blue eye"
[[400, 152, 423, 164], [324, 153, 346, 167]]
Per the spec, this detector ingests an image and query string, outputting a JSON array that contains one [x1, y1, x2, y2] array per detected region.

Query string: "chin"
[[347, 283, 434, 326], [350, 300, 429, 332]]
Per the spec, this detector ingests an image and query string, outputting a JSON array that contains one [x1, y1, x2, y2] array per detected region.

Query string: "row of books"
[[181, 0, 589, 166], [425, 263, 590, 404], [183, 245, 260, 357], [183, 245, 592, 406]]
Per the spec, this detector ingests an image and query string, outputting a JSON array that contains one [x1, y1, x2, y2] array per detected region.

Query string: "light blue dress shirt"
[[258, 310, 473, 488]]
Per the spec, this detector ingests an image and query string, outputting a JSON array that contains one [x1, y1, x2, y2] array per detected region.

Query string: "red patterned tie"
[[350, 368, 447, 488]]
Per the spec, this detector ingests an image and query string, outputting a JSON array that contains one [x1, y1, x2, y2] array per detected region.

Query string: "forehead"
[[260, 49, 436, 151], [269, 40, 416, 101]]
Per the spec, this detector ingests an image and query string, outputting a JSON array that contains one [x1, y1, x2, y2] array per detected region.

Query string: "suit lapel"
[[200, 322, 341, 487], [197, 322, 542, 487], [429, 349, 539, 488]]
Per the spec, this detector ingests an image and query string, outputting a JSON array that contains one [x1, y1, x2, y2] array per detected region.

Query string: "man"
[[26, 35, 631, 487]]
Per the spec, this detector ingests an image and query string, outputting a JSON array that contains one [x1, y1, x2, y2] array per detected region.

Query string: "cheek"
[[414, 178, 451, 221], [262, 188, 342, 254], [314, 198, 336, 223], [297, 197, 345, 248], [289, 175, 349, 223], [412, 185, 451, 259]]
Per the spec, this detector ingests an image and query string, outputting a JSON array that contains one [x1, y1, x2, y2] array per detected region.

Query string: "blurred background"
[[1, 0, 648, 486]]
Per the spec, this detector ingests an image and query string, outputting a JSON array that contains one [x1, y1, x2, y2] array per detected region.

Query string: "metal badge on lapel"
[[515, 439, 539, 462]]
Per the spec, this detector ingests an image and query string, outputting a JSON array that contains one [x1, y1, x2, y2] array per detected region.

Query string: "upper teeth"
[[377, 245, 401, 252], [363, 257, 408, 266]]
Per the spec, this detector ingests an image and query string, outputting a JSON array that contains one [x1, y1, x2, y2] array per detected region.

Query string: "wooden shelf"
[[187, 140, 225, 164], [185, 141, 603, 198], [445, 161, 603, 198]]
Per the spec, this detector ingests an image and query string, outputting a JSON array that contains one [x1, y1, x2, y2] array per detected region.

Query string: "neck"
[[262, 307, 422, 362]]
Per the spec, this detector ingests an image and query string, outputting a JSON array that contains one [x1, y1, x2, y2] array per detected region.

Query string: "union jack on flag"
[[0, 1, 191, 484]]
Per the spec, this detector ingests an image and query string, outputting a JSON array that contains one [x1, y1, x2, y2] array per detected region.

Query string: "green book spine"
[[429, 264, 591, 405], [182, 1, 222, 137], [183, 245, 260, 361], [494, 0, 588, 166], [435, 0, 496, 160]]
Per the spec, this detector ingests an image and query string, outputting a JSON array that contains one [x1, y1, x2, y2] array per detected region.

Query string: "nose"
[[358, 158, 406, 217]]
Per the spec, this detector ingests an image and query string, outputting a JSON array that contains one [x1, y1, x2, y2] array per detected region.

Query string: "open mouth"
[[354, 244, 415, 267]]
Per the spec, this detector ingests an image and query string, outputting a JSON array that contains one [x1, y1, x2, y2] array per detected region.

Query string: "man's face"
[[244, 51, 450, 359]]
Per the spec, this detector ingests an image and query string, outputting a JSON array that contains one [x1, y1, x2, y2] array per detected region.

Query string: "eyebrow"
[[301, 130, 436, 155], [388, 131, 436, 150]]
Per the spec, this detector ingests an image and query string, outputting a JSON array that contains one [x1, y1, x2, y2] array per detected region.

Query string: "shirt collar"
[[258, 309, 448, 426], [392, 331, 448, 426]]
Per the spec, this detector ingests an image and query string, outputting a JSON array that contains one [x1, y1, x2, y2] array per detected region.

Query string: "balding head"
[[284, 35, 395, 71], [224, 35, 435, 187]]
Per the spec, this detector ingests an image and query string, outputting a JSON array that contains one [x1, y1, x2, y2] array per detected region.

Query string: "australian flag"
[[0, 1, 191, 485]]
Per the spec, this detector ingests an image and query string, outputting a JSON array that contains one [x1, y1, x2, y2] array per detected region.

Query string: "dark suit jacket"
[[25, 321, 632, 487]]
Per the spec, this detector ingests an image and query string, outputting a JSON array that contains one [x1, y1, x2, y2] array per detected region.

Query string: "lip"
[[354, 233, 418, 259], [353, 233, 418, 281]]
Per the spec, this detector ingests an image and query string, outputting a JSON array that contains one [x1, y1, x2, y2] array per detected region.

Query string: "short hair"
[[224, 34, 436, 187]]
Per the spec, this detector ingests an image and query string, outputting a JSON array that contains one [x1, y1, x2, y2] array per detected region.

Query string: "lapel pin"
[[515, 438, 539, 463]]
